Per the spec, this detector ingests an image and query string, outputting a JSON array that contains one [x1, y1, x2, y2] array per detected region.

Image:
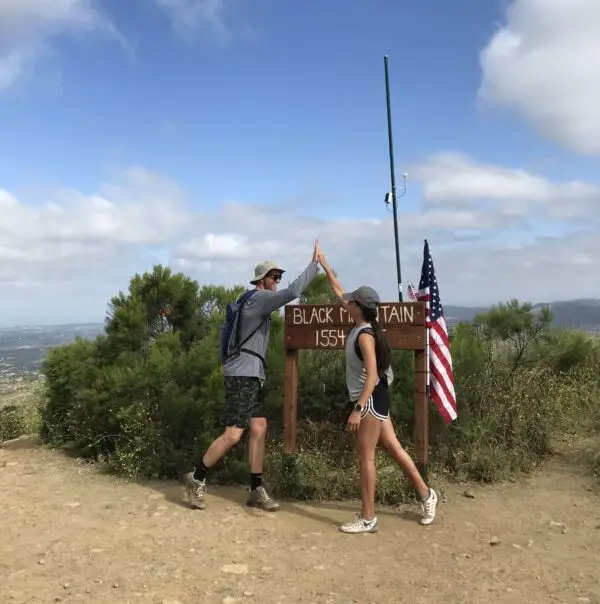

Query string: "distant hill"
[[532, 299, 600, 332], [445, 299, 600, 333], [444, 305, 490, 324]]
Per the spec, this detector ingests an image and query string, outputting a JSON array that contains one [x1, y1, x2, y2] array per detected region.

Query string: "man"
[[184, 241, 320, 511]]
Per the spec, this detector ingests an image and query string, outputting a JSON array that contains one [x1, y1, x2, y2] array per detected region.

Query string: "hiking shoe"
[[339, 513, 379, 534], [184, 472, 206, 509], [247, 486, 280, 512], [420, 488, 438, 525]]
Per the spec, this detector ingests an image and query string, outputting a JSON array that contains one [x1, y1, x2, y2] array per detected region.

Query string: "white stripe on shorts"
[[359, 394, 389, 421]]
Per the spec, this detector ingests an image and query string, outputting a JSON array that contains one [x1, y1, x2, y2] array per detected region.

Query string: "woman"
[[318, 251, 438, 534]]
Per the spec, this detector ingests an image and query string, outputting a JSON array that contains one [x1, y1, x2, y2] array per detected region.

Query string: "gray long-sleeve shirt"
[[223, 261, 319, 380]]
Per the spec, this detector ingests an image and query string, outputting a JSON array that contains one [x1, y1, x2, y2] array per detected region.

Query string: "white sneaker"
[[339, 513, 379, 534], [184, 472, 206, 509], [420, 488, 438, 525]]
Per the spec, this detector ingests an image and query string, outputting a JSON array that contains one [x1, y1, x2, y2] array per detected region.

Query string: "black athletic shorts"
[[355, 378, 390, 421], [222, 376, 267, 429]]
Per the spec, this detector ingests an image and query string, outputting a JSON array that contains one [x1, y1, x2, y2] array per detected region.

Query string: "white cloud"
[[162, 155, 600, 307], [155, 0, 234, 39], [0, 0, 244, 92], [2, 157, 600, 326], [0, 168, 191, 268], [479, 0, 600, 155], [410, 152, 600, 220], [0, 0, 122, 92], [175, 200, 519, 268], [168, 202, 600, 311]]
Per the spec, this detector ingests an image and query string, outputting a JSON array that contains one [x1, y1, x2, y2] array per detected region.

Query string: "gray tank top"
[[345, 323, 394, 401]]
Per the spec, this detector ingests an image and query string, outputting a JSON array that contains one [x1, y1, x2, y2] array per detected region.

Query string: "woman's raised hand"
[[318, 248, 329, 268]]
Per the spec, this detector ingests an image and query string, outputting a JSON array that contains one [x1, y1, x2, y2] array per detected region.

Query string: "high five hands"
[[312, 239, 329, 269]]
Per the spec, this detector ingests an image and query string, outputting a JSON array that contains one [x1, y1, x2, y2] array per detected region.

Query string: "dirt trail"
[[1, 438, 599, 604]]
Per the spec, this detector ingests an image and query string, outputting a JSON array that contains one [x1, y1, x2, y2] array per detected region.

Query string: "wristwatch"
[[353, 402, 363, 413]]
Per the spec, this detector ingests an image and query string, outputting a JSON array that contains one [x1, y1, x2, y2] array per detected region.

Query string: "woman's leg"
[[378, 418, 429, 499], [357, 414, 383, 520], [378, 418, 438, 524], [340, 413, 383, 534]]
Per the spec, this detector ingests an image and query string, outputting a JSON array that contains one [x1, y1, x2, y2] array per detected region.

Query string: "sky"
[[1, 0, 600, 326]]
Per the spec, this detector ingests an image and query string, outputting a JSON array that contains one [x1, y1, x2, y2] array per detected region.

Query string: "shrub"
[[264, 420, 417, 503], [39, 337, 101, 445], [433, 366, 597, 481], [37, 270, 600, 497], [440, 304, 600, 482]]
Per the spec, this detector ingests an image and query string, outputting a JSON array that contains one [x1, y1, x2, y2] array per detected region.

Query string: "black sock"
[[250, 473, 262, 491], [193, 460, 209, 482], [421, 488, 431, 502]]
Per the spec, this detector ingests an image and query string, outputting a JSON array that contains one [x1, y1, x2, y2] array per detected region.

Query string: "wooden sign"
[[283, 301, 430, 480], [284, 302, 426, 351]]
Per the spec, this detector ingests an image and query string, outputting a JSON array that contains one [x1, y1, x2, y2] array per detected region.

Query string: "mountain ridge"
[[444, 298, 600, 332]]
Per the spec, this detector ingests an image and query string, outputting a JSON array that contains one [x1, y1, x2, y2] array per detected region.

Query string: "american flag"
[[407, 281, 419, 301], [417, 239, 458, 423]]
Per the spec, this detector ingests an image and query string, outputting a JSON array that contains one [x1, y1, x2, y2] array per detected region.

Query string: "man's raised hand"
[[312, 239, 320, 263]]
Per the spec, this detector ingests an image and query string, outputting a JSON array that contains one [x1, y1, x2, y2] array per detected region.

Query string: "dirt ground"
[[1, 437, 599, 604]]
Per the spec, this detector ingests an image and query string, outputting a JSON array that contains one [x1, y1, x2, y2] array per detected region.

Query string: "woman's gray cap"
[[250, 261, 285, 284], [342, 286, 381, 310]]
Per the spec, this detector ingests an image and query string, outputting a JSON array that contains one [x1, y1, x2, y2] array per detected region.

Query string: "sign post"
[[283, 302, 429, 477]]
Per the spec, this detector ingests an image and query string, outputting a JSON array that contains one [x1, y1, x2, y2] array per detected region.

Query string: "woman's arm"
[[356, 333, 379, 408], [318, 252, 349, 310]]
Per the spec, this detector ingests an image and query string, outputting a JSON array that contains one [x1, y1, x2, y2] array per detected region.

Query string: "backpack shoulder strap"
[[233, 290, 257, 343], [238, 289, 268, 352], [237, 290, 269, 366], [237, 290, 256, 306]]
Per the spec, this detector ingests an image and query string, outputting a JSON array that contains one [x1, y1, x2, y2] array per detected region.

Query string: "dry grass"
[[0, 379, 43, 443]]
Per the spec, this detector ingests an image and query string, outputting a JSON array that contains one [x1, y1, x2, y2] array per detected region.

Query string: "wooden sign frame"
[[282, 301, 430, 478]]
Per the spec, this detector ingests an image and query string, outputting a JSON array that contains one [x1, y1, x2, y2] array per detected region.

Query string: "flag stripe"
[[430, 353, 456, 420], [430, 376, 456, 423], [430, 324, 453, 378]]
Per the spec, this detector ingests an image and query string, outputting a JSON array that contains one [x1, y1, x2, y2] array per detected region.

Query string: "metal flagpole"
[[424, 241, 431, 398], [419, 239, 432, 485], [383, 54, 404, 303]]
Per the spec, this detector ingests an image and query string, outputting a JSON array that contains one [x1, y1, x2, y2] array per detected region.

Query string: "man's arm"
[[252, 261, 320, 316]]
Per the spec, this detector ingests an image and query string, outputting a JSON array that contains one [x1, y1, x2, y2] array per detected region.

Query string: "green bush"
[[39, 337, 103, 446], [37, 269, 600, 497]]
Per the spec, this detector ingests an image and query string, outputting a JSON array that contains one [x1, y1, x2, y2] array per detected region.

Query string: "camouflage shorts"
[[222, 376, 267, 429]]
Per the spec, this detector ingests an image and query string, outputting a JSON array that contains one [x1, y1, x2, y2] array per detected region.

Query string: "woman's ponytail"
[[362, 307, 391, 376]]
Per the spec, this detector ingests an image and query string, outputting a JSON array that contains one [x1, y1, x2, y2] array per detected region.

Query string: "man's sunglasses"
[[266, 272, 283, 283]]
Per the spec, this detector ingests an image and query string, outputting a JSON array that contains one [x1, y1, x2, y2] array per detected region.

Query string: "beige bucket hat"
[[250, 260, 285, 285]]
